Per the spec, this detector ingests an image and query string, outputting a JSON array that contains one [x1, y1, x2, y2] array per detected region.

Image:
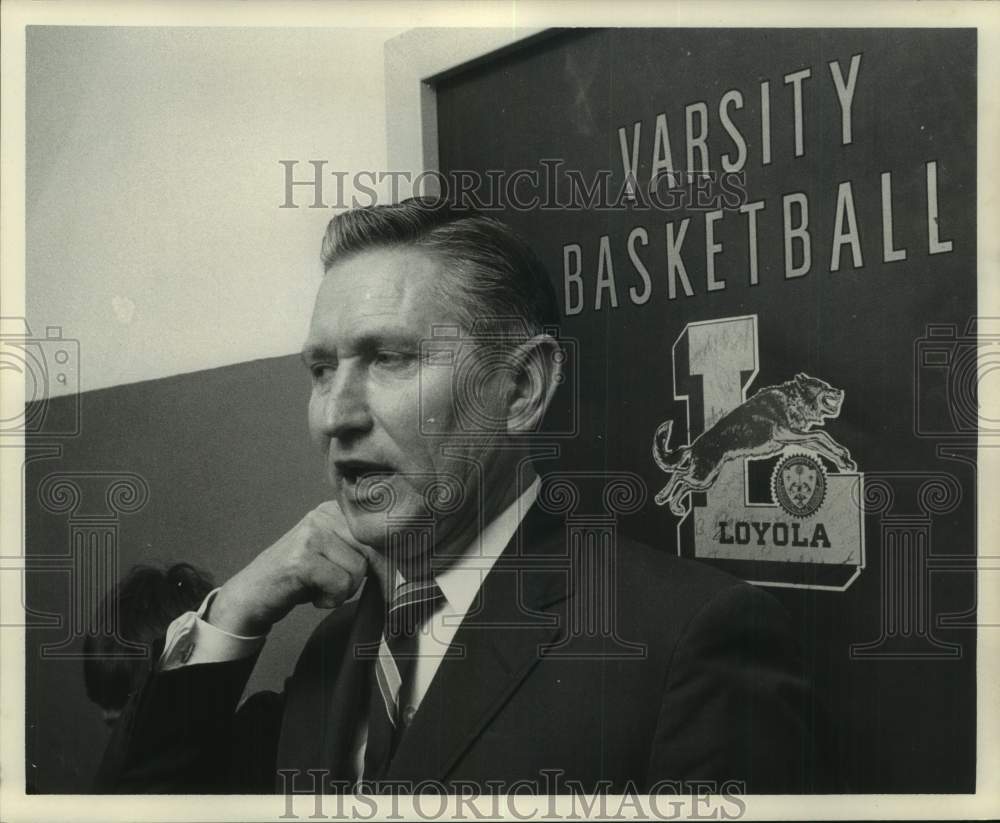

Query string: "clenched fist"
[[207, 501, 385, 637]]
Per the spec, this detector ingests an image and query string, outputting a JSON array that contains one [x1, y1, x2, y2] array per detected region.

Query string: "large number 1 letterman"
[[665, 315, 865, 590]]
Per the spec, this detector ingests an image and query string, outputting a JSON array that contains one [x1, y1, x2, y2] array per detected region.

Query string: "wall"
[[26, 26, 403, 396]]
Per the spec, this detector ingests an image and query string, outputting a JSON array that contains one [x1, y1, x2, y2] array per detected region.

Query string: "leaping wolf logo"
[[652, 373, 857, 516]]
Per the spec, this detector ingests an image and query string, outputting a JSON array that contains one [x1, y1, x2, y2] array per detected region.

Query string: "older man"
[[97, 200, 829, 795]]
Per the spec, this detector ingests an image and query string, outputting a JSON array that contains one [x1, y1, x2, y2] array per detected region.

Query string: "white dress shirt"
[[158, 476, 541, 780]]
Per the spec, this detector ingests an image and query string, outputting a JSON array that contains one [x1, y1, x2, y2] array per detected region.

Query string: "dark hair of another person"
[[319, 198, 561, 344], [83, 563, 215, 712]]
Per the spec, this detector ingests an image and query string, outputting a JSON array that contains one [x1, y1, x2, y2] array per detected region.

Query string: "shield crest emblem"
[[773, 453, 827, 517]]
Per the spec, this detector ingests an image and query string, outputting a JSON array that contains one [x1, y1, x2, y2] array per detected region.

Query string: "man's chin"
[[339, 497, 423, 541], [339, 505, 389, 551], [341, 499, 453, 571]]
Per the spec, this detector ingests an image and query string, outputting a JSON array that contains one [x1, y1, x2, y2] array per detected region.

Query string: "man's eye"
[[310, 363, 335, 380], [373, 350, 413, 368]]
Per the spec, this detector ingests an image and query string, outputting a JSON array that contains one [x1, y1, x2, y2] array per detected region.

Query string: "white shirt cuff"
[[158, 588, 266, 671]]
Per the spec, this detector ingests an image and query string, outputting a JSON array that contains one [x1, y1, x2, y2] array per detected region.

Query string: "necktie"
[[362, 577, 445, 781]]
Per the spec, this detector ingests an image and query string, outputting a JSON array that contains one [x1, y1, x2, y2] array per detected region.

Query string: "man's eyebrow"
[[300, 330, 421, 365], [357, 329, 421, 348], [300, 344, 337, 366]]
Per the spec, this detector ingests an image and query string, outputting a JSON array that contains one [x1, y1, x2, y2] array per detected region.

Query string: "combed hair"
[[319, 198, 560, 341], [83, 563, 215, 711]]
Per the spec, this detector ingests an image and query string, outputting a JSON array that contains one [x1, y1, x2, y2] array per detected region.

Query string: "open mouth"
[[335, 460, 396, 489], [820, 392, 843, 414]]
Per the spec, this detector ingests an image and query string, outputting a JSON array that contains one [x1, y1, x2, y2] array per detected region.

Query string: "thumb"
[[313, 500, 368, 547], [313, 500, 387, 579], [355, 542, 388, 584]]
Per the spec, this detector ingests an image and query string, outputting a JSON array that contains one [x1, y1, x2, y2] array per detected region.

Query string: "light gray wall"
[[26, 26, 403, 396]]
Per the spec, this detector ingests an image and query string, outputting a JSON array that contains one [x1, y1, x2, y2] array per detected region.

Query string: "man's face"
[[304, 245, 505, 552]]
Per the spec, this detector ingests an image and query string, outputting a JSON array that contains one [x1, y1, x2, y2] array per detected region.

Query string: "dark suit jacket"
[[96, 505, 833, 794]]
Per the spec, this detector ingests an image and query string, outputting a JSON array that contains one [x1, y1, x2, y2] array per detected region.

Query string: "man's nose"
[[321, 364, 374, 440]]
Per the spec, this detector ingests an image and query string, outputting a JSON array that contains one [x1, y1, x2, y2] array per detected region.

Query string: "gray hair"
[[319, 198, 560, 343]]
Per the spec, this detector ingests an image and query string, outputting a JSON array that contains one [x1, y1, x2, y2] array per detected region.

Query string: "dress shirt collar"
[[393, 476, 540, 618], [436, 475, 540, 617]]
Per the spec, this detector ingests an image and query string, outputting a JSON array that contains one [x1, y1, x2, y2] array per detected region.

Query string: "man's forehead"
[[323, 245, 439, 294], [308, 246, 460, 340]]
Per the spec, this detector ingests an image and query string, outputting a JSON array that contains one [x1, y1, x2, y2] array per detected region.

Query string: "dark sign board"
[[435, 28, 977, 792]]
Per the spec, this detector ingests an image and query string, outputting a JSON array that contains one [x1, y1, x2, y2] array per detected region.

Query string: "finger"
[[311, 502, 385, 572], [311, 589, 346, 610], [312, 501, 370, 549], [324, 539, 385, 594], [306, 559, 358, 610], [316, 539, 368, 587], [352, 541, 386, 574], [303, 512, 368, 573]]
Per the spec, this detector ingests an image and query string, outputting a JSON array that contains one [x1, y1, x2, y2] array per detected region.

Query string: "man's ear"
[[505, 334, 563, 434]]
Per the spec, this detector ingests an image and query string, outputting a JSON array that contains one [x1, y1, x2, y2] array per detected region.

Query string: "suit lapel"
[[276, 578, 385, 785], [386, 506, 571, 782]]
